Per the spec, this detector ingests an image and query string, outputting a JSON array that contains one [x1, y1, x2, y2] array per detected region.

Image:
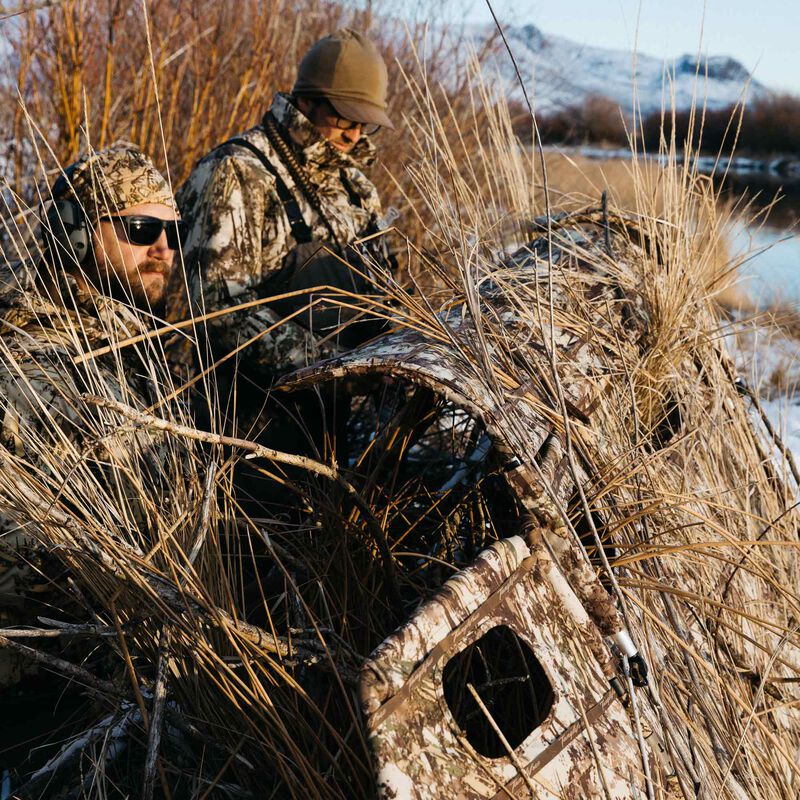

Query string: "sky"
[[460, 0, 800, 94]]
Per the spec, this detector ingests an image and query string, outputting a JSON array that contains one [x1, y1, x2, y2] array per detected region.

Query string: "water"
[[721, 174, 800, 308], [734, 222, 800, 307]]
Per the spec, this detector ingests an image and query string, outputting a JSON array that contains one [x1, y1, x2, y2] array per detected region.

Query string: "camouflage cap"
[[55, 142, 177, 220], [292, 29, 395, 130]]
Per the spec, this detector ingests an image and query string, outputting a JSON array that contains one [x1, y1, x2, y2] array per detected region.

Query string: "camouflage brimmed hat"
[[55, 142, 177, 219], [292, 29, 395, 130]]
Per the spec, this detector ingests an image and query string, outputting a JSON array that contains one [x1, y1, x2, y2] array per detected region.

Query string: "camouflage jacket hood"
[[176, 92, 387, 383], [269, 91, 377, 172]]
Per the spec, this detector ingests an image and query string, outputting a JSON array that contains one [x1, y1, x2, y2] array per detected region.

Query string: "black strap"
[[226, 137, 313, 244], [339, 168, 365, 210]]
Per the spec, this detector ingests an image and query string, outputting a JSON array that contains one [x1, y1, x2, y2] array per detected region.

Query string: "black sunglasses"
[[101, 215, 187, 250]]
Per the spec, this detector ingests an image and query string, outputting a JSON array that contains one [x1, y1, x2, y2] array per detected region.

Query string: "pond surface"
[[721, 173, 800, 308], [733, 223, 800, 307], [577, 148, 800, 308]]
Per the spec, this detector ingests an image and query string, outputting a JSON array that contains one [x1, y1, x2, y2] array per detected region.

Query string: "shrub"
[[520, 95, 629, 147], [641, 93, 800, 156]]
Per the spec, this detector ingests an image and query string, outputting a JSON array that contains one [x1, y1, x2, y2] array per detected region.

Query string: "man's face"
[[299, 98, 365, 154], [89, 202, 178, 312]]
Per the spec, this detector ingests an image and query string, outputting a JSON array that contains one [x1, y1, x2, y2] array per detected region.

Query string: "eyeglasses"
[[100, 215, 187, 250], [311, 100, 381, 136]]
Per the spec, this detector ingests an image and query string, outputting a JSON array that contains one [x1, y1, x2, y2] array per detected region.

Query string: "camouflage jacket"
[[0, 273, 163, 453], [177, 92, 387, 381], [0, 271, 175, 620]]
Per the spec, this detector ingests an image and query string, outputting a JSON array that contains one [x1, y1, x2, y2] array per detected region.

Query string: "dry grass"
[[390, 61, 800, 798], [540, 152, 759, 310], [0, 4, 798, 800]]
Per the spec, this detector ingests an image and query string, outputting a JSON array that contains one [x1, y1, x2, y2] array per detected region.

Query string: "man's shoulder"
[[207, 125, 275, 168], [0, 307, 152, 463], [0, 313, 90, 429], [0, 297, 155, 438], [1, 286, 145, 363], [339, 164, 379, 191], [178, 126, 277, 198]]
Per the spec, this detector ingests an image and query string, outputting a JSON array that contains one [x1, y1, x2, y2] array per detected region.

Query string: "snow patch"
[[729, 320, 800, 482]]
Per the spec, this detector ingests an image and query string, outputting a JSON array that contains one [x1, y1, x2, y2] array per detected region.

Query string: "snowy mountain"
[[472, 24, 770, 116]]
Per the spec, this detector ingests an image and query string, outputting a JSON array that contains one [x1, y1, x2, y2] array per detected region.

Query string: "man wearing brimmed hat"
[[291, 28, 394, 151], [177, 29, 397, 451], [0, 144, 191, 699]]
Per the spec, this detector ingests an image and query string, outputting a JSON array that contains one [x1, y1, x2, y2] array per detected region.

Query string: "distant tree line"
[[512, 93, 800, 157]]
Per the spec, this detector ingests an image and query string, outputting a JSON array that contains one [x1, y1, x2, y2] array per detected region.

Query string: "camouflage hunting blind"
[[281, 217, 662, 797]]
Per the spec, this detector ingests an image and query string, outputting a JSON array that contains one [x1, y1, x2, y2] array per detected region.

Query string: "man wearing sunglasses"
[[43, 144, 185, 315], [0, 143, 195, 716], [0, 143, 186, 521], [177, 29, 396, 451]]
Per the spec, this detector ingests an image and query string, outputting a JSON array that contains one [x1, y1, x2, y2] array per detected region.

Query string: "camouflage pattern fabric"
[[176, 92, 386, 382], [59, 142, 178, 220], [0, 273, 167, 632], [360, 536, 653, 798]]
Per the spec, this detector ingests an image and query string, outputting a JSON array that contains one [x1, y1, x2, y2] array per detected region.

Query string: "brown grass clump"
[[768, 305, 800, 342], [519, 94, 630, 147], [530, 89, 800, 160]]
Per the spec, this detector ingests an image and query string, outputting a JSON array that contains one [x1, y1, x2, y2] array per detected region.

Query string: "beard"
[[118, 258, 172, 314]]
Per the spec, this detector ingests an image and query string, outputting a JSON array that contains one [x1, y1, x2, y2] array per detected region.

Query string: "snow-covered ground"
[[759, 396, 800, 471], [727, 212, 800, 474], [728, 319, 800, 479]]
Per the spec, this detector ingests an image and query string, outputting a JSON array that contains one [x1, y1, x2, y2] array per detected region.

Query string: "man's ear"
[[296, 96, 312, 116]]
